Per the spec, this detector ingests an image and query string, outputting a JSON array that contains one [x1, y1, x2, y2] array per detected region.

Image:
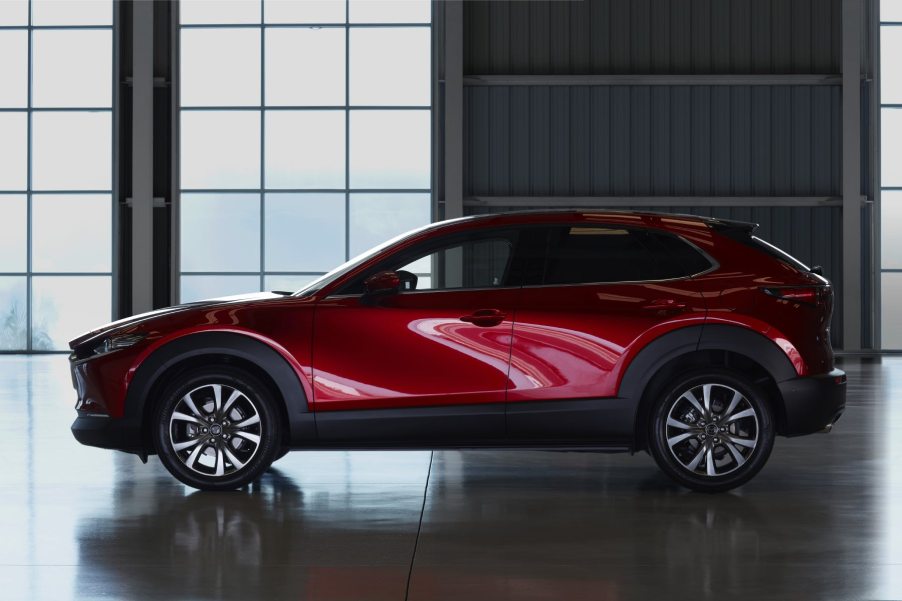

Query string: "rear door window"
[[514, 225, 711, 286]]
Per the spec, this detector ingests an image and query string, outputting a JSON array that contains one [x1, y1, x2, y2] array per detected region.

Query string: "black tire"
[[647, 368, 775, 493], [153, 366, 282, 491]]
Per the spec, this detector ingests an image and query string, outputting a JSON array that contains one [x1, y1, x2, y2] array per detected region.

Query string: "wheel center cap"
[[705, 423, 718, 436], [210, 424, 222, 436]]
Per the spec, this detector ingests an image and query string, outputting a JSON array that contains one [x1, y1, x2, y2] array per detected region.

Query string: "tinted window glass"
[[338, 230, 516, 294], [397, 237, 512, 291], [530, 226, 708, 285], [645, 231, 714, 277]]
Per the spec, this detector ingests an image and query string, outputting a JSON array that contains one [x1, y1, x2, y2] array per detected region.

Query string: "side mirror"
[[363, 271, 401, 296]]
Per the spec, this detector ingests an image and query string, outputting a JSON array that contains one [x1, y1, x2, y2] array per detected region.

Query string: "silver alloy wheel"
[[664, 383, 760, 478], [169, 383, 263, 478]]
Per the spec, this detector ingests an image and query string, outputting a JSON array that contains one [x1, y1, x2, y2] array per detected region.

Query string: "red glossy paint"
[[313, 288, 520, 410], [68, 210, 835, 422], [507, 282, 708, 401]]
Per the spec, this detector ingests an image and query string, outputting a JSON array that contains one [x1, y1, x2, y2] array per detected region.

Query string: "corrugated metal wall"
[[465, 0, 841, 75], [465, 85, 841, 197], [460, 0, 845, 346]]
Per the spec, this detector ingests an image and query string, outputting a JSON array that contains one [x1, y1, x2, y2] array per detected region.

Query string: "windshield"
[[291, 220, 451, 297]]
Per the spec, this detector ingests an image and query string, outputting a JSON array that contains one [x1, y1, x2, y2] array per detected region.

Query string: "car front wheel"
[[154, 366, 281, 491], [648, 369, 775, 493]]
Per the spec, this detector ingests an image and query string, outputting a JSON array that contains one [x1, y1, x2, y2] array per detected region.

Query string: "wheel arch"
[[620, 324, 796, 451], [125, 331, 315, 455]]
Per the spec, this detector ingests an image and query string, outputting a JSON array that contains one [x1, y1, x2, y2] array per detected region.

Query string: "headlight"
[[93, 333, 146, 356]]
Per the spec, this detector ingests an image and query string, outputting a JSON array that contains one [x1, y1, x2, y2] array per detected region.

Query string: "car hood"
[[68, 292, 285, 350]]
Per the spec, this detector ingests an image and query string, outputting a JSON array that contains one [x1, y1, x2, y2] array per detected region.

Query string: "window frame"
[[176, 1, 434, 303], [0, 1, 116, 352]]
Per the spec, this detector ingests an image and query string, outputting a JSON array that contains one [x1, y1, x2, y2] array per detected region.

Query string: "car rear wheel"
[[154, 367, 281, 491], [648, 369, 775, 493]]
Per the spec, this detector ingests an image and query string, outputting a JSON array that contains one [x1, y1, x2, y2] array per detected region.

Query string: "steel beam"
[[464, 196, 850, 208], [131, 1, 154, 315], [463, 74, 843, 86], [842, 0, 864, 350]]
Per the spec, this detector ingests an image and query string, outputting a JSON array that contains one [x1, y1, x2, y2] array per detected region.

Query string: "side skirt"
[[305, 397, 637, 450], [286, 441, 632, 452]]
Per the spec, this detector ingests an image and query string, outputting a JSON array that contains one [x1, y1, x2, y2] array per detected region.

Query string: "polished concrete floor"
[[1, 355, 900, 600]]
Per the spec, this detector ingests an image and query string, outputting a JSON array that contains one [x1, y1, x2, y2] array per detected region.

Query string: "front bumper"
[[777, 368, 846, 436], [71, 415, 145, 455]]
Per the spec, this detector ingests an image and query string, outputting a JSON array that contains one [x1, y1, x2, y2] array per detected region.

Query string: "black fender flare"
[[618, 324, 796, 444], [125, 331, 316, 450]]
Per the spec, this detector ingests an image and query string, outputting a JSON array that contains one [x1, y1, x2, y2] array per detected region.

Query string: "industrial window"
[[178, 0, 432, 302], [882, 1, 902, 348], [0, 0, 113, 351]]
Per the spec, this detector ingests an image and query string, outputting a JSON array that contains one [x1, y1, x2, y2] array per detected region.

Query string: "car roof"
[[429, 209, 756, 233]]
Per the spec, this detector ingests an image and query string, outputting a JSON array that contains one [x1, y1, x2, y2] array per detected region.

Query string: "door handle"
[[641, 299, 688, 314], [460, 309, 506, 327]]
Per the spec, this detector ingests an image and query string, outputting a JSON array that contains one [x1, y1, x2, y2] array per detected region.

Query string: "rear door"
[[506, 224, 709, 442]]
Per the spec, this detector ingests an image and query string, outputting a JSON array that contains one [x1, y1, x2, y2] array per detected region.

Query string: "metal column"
[[131, 1, 154, 315], [842, 0, 864, 350]]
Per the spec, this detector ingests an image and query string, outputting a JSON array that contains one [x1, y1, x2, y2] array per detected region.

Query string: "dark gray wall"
[[459, 0, 848, 347], [465, 85, 841, 196], [465, 0, 841, 75]]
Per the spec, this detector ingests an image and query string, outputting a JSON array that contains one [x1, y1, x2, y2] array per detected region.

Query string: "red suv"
[[69, 211, 846, 492]]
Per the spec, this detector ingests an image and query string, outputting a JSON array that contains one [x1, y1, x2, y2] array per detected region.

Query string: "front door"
[[313, 230, 520, 442]]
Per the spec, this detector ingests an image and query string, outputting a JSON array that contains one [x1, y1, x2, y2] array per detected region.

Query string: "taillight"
[[761, 286, 828, 305]]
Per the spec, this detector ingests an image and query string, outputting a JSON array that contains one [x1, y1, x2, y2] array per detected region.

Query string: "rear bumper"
[[71, 415, 145, 455], [777, 368, 846, 436]]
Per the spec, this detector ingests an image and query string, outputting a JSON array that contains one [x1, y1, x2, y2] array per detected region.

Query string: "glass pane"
[[397, 238, 513, 291], [265, 28, 345, 106], [0, 277, 27, 350], [181, 29, 260, 107], [882, 109, 902, 187], [350, 28, 430, 106], [32, 276, 111, 350], [883, 192, 902, 269], [264, 0, 345, 23], [180, 0, 260, 24], [32, 194, 111, 272], [31, 0, 112, 25], [0, 113, 27, 190], [349, 110, 430, 188], [542, 226, 670, 285], [349, 0, 430, 23], [882, 0, 902, 21], [265, 193, 345, 272], [265, 111, 345, 188], [33, 30, 112, 108], [181, 111, 260, 189], [882, 28, 902, 103], [264, 274, 319, 292], [180, 275, 261, 303], [0, 32, 27, 107], [0, 195, 26, 272], [180, 193, 260, 272], [349, 193, 430, 256], [882, 273, 902, 349], [32, 112, 111, 191], [0, 0, 27, 25]]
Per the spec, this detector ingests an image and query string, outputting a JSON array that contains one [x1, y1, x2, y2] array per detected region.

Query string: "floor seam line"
[[404, 450, 433, 601]]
